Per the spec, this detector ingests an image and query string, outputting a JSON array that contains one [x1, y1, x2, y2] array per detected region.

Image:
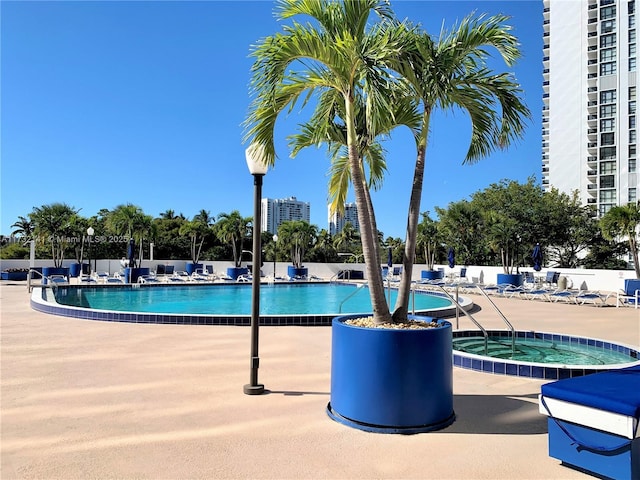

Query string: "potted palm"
[[277, 220, 317, 279], [29, 203, 80, 283], [417, 213, 443, 280], [180, 211, 212, 275], [245, 0, 529, 432], [105, 204, 153, 283], [214, 210, 251, 280]]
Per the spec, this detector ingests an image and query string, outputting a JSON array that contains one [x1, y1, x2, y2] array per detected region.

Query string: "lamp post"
[[86, 227, 94, 275], [244, 144, 268, 395], [272, 234, 278, 279]]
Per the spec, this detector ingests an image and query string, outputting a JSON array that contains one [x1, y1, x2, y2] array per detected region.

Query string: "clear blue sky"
[[1, 1, 542, 239]]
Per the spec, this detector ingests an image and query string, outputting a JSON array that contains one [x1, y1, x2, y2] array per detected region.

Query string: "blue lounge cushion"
[[541, 365, 640, 419]]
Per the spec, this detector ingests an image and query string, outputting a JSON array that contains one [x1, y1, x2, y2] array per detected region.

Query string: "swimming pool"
[[452, 329, 640, 379], [32, 282, 469, 326]]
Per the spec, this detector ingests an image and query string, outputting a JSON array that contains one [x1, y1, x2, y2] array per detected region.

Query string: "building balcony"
[[587, 156, 597, 162], [587, 115, 597, 120], [587, 169, 597, 176], [587, 184, 598, 190]]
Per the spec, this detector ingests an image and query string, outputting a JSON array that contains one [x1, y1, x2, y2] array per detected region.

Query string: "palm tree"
[[600, 201, 640, 278], [245, 0, 404, 324], [333, 222, 360, 254], [106, 204, 153, 266], [214, 210, 251, 267], [179, 216, 211, 265], [390, 13, 530, 320], [417, 213, 441, 271], [29, 203, 80, 267], [10, 216, 34, 240], [277, 220, 318, 269]]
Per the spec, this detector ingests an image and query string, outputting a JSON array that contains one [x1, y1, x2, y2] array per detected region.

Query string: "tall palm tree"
[[245, 0, 405, 324], [214, 210, 251, 267], [29, 203, 80, 267], [390, 13, 530, 320], [277, 220, 318, 268], [600, 201, 640, 278], [106, 204, 152, 266], [10, 216, 33, 240], [332, 222, 360, 254]]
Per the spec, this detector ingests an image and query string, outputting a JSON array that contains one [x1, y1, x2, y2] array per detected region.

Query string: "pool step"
[[453, 338, 517, 357]]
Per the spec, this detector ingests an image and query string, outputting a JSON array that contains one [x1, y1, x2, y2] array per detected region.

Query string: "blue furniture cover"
[[541, 365, 640, 419]]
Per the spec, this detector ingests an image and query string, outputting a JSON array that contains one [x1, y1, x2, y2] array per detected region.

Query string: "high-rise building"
[[261, 197, 311, 234], [328, 202, 359, 235], [542, 0, 637, 216]]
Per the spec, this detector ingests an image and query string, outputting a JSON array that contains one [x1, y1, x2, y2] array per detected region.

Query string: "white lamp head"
[[87, 227, 95, 236], [245, 144, 269, 175]]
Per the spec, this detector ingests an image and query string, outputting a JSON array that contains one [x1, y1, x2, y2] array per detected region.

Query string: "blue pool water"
[[54, 283, 452, 316]]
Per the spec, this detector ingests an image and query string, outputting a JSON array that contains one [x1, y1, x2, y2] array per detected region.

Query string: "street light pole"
[[87, 227, 94, 275], [272, 234, 278, 279], [244, 144, 268, 395]]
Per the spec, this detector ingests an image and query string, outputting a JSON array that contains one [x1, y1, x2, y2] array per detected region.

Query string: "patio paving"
[[1, 281, 638, 479]]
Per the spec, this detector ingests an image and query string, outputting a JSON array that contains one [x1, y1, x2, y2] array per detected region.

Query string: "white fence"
[[1, 258, 636, 293]]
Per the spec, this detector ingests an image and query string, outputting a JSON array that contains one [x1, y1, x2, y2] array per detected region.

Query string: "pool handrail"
[[338, 283, 367, 313], [476, 286, 516, 354], [430, 283, 488, 355]]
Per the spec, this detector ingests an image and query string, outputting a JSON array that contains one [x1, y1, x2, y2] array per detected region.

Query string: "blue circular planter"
[[124, 267, 150, 283], [42, 267, 70, 285], [287, 266, 308, 279], [327, 314, 455, 434], [186, 263, 203, 275], [69, 263, 82, 277], [226, 267, 248, 280], [497, 273, 523, 286], [421, 270, 444, 280]]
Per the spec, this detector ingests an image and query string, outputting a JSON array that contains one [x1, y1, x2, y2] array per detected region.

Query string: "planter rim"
[[333, 314, 451, 332]]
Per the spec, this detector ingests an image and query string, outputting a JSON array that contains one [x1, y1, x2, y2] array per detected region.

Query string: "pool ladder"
[[428, 284, 516, 357]]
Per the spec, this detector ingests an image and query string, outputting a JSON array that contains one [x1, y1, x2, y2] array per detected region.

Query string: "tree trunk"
[[345, 95, 391, 324], [393, 111, 430, 322]]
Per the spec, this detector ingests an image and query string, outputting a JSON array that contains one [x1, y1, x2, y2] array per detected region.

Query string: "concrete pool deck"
[[1, 281, 639, 479]]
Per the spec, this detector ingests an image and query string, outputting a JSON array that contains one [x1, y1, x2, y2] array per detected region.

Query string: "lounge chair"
[[106, 273, 124, 283], [500, 284, 525, 298], [522, 287, 551, 301], [93, 271, 110, 283], [548, 290, 577, 303], [138, 274, 160, 283], [617, 279, 640, 309], [170, 271, 191, 282], [236, 273, 253, 283], [47, 275, 68, 285], [543, 271, 560, 288], [573, 290, 613, 306], [190, 269, 210, 282]]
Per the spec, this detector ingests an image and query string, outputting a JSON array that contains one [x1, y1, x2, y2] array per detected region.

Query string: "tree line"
[[2, 178, 638, 276]]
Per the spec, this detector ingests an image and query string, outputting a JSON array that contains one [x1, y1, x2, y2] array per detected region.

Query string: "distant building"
[[542, 0, 637, 216], [328, 202, 359, 235], [261, 197, 311, 234]]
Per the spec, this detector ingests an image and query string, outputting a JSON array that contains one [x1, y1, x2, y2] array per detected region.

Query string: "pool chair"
[[93, 271, 111, 283], [236, 273, 252, 283], [548, 290, 577, 303], [170, 271, 191, 282], [138, 274, 160, 283], [573, 290, 613, 306], [190, 269, 210, 282], [47, 275, 69, 285], [79, 274, 97, 284], [543, 271, 560, 288], [500, 284, 525, 298], [522, 287, 551, 301], [106, 273, 125, 284], [617, 279, 640, 309], [539, 364, 640, 480]]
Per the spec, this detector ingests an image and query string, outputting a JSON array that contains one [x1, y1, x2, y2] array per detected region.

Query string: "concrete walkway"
[[1, 282, 638, 479]]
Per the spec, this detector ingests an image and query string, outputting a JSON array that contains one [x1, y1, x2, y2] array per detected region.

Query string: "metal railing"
[[428, 283, 489, 355], [338, 284, 367, 313]]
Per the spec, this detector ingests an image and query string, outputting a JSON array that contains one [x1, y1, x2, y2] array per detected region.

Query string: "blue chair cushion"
[[624, 279, 640, 296], [541, 365, 640, 418]]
